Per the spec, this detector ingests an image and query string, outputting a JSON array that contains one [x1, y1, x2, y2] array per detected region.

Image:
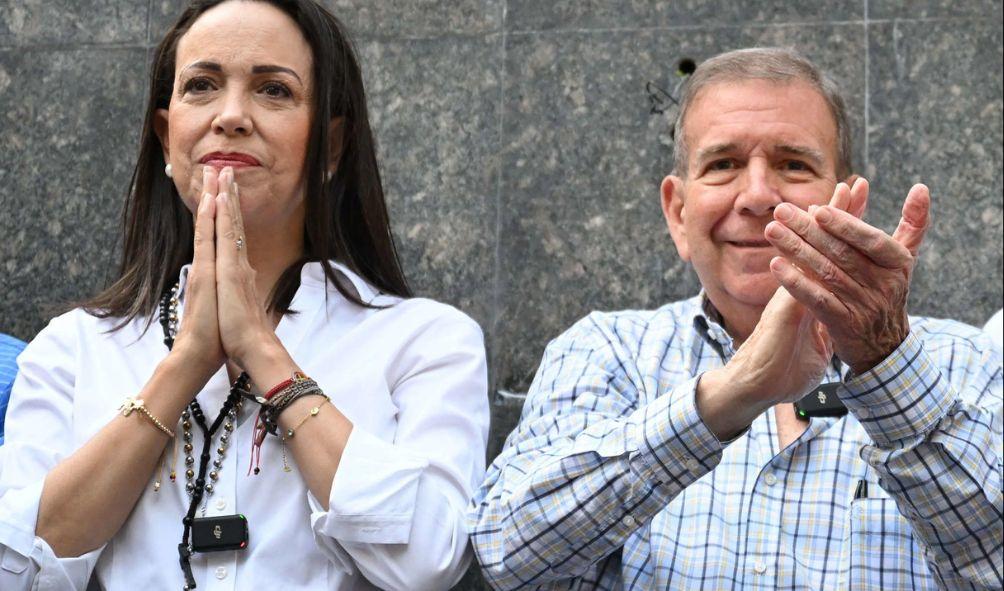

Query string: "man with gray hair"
[[470, 48, 1002, 590]]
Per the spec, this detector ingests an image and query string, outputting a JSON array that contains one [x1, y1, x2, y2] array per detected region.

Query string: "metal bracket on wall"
[[495, 389, 528, 406], [646, 57, 698, 140]]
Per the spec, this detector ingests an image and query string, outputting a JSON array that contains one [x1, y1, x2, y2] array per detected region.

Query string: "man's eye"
[[709, 159, 735, 171], [261, 82, 292, 98], [785, 160, 811, 172]]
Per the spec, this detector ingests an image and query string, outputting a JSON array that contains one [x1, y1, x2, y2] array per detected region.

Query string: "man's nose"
[[212, 91, 253, 136], [734, 160, 782, 216]]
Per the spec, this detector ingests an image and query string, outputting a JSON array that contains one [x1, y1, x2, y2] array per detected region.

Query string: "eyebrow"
[[181, 61, 303, 84], [694, 142, 826, 166], [774, 144, 825, 166], [694, 143, 738, 164]]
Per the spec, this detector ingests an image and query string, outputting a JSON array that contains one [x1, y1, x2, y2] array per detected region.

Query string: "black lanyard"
[[159, 289, 250, 590]]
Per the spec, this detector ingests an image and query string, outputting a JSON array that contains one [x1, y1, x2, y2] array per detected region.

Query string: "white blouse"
[[0, 261, 489, 590]]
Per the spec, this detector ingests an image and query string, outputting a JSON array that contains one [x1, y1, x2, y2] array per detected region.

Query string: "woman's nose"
[[734, 160, 782, 216], [212, 91, 253, 136]]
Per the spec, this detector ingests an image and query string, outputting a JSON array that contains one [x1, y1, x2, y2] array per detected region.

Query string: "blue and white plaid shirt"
[[470, 295, 1003, 590]]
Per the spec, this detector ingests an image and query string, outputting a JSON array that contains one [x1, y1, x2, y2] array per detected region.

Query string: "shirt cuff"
[[632, 376, 724, 488], [308, 427, 429, 545], [0, 479, 102, 589], [0, 479, 44, 558], [33, 536, 101, 591], [840, 331, 953, 447]]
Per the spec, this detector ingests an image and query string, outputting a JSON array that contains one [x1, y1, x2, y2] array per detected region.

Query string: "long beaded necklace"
[[159, 283, 252, 590]]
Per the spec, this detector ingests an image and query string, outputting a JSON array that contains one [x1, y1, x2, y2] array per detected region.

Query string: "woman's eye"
[[182, 77, 214, 93], [261, 82, 292, 98]]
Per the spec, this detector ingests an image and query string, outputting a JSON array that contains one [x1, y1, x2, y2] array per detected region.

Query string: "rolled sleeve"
[[0, 480, 102, 591], [841, 332, 953, 447], [308, 426, 428, 545]]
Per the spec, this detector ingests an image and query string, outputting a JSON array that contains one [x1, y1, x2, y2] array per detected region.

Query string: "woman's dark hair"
[[84, 0, 411, 325]]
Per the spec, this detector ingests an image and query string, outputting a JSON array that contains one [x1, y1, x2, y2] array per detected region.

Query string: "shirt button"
[[856, 406, 871, 419], [623, 515, 637, 528], [215, 566, 227, 580], [753, 561, 767, 574], [684, 458, 700, 472], [763, 472, 777, 486], [216, 498, 227, 511]]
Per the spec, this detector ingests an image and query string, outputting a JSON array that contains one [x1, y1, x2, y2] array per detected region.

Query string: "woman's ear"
[[328, 117, 345, 176], [154, 108, 170, 165], [661, 175, 690, 262]]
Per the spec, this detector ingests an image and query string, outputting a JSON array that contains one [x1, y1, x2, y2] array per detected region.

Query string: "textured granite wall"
[[1, 1, 1002, 589]]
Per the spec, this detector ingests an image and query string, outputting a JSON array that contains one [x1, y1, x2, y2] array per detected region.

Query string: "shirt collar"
[[690, 290, 736, 355], [176, 260, 382, 305]]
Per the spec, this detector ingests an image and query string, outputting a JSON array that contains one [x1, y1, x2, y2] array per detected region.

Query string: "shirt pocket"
[[846, 497, 936, 591]]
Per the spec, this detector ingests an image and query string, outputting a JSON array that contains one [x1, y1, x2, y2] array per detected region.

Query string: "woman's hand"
[[169, 166, 226, 384], [212, 167, 283, 374]]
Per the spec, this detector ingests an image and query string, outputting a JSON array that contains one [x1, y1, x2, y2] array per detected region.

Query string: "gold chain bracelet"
[[119, 396, 175, 438], [282, 400, 328, 441]]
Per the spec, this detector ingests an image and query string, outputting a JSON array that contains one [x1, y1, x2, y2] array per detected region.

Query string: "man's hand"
[[764, 179, 931, 374], [697, 286, 833, 440]]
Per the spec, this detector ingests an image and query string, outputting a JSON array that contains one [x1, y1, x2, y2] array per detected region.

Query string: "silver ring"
[[235, 237, 245, 250]]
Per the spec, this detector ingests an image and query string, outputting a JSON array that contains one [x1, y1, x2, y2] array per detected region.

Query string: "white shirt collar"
[[176, 260, 382, 305]]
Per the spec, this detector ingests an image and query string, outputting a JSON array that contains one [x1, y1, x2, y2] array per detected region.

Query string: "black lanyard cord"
[[159, 288, 250, 590]]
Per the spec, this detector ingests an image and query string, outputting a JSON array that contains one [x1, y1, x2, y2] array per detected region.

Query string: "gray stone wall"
[[1, 1, 1002, 589]]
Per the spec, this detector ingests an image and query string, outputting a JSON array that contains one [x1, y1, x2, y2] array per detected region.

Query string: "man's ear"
[[328, 117, 345, 175], [154, 108, 170, 165], [660, 174, 690, 262]]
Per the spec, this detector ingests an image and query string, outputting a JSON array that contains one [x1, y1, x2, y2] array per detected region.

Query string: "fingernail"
[[815, 206, 833, 223], [765, 222, 784, 238], [775, 203, 794, 221]]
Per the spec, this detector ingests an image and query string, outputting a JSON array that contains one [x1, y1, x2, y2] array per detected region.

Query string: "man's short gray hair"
[[672, 47, 852, 179]]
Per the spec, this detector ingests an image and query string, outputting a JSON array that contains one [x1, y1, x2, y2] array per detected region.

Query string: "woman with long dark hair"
[[0, 1, 488, 589]]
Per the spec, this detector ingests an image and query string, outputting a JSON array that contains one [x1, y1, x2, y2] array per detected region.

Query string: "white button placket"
[[202, 405, 241, 591]]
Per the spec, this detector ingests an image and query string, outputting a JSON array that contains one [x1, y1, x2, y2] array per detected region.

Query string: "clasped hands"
[[170, 166, 278, 385], [702, 178, 931, 435]]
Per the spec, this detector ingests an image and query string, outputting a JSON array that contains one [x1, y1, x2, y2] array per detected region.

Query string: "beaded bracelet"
[[248, 372, 327, 475], [119, 396, 175, 438]]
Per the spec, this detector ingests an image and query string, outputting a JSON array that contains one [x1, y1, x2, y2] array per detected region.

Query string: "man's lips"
[[199, 152, 261, 168]]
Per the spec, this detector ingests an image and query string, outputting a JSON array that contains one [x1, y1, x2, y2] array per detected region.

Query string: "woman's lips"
[[199, 152, 261, 169]]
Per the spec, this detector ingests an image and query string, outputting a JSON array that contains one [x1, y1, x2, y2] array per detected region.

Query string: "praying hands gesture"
[[171, 165, 286, 390]]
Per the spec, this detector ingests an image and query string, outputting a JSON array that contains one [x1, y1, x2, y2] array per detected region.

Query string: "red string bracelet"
[[249, 372, 312, 475]]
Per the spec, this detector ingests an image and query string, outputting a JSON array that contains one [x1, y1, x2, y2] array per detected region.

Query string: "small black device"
[[794, 382, 847, 418], [191, 515, 249, 553]]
